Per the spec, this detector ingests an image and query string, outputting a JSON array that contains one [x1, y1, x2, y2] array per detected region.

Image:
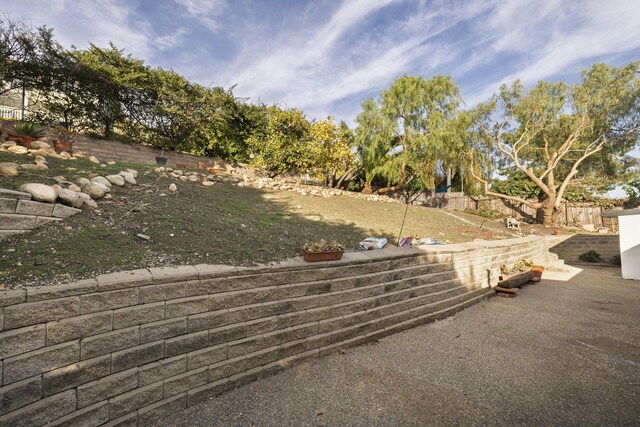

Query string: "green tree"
[[354, 75, 462, 194], [468, 62, 640, 225], [247, 106, 311, 176], [308, 116, 355, 186]]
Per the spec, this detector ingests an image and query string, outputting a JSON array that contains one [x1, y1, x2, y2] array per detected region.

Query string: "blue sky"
[[2, 0, 639, 125]]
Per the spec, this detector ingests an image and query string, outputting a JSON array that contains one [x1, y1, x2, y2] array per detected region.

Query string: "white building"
[[602, 208, 640, 280]]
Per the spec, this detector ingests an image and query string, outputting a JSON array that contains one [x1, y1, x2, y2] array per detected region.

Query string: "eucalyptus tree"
[[467, 61, 640, 225]]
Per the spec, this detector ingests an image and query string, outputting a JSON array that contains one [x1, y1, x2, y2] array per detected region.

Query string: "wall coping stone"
[[1, 235, 545, 304]]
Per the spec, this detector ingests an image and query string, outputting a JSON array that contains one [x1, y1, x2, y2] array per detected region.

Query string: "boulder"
[[119, 171, 137, 185], [169, 183, 177, 192], [1, 141, 17, 148], [68, 184, 82, 192], [20, 163, 40, 171], [76, 177, 90, 186], [56, 187, 84, 208], [34, 155, 47, 164], [88, 156, 100, 164], [0, 162, 19, 177], [60, 151, 71, 159], [91, 176, 112, 188], [122, 168, 138, 178], [105, 174, 125, 186], [8, 145, 28, 155], [73, 150, 85, 158], [31, 141, 51, 150], [76, 192, 97, 208], [19, 183, 58, 203], [201, 181, 215, 187], [82, 182, 106, 199]]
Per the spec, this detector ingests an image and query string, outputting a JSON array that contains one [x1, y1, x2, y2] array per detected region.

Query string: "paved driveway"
[[161, 266, 639, 426]]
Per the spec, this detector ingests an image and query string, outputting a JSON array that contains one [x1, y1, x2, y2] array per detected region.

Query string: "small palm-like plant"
[[14, 122, 45, 138]]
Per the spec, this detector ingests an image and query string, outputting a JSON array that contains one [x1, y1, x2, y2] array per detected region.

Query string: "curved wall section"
[[0, 236, 553, 426]]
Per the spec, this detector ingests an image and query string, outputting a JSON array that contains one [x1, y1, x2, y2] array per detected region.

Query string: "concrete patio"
[[160, 265, 639, 426]]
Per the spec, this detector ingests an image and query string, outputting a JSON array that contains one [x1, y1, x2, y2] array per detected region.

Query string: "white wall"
[[619, 215, 640, 280]]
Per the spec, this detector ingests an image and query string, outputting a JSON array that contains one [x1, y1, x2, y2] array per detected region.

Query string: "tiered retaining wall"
[[0, 236, 554, 426], [548, 234, 620, 264], [0, 188, 81, 240]]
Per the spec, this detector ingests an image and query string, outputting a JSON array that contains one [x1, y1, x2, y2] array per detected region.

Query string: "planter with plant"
[[7, 122, 46, 149], [302, 239, 345, 262], [156, 149, 168, 166], [51, 125, 74, 154], [499, 259, 537, 288]]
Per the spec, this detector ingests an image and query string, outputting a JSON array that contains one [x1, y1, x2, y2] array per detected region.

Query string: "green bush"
[[579, 250, 603, 263], [610, 255, 621, 266]]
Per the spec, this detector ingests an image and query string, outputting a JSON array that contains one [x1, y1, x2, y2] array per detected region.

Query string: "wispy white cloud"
[[221, 0, 493, 120], [3, 0, 639, 123], [463, 0, 640, 106], [155, 27, 188, 51], [7, 0, 156, 59], [174, 0, 227, 32]]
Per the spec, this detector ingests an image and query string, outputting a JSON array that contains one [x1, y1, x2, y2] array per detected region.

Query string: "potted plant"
[[302, 239, 345, 262], [156, 149, 168, 166], [7, 122, 46, 149], [530, 265, 545, 282], [499, 259, 535, 287], [51, 125, 74, 154]]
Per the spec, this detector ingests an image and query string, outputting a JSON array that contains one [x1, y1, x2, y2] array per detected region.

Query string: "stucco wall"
[[0, 236, 553, 426]]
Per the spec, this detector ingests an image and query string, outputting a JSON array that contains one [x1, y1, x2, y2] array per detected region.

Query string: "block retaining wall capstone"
[[0, 189, 81, 240], [0, 236, 555, 426]]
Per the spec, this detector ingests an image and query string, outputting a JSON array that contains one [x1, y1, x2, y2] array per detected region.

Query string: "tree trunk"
[[541, 198, 561, 226], [362, 182, 373, 194]]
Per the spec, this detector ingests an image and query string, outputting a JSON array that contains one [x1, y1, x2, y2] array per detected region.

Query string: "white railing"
[[0, 107, 26, 120]]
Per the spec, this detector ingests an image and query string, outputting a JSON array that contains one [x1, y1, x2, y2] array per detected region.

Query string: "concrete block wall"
[[70, 135, 226, 169], [0, 236, 553, 426], [0, 188, 81, 240], [548, 234, 620, 264]]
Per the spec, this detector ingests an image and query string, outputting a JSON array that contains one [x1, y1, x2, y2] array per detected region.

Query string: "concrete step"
[[547, 259, 568, 272]]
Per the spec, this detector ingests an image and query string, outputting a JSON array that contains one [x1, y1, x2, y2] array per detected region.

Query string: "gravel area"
[[161, 266, 639, 426]]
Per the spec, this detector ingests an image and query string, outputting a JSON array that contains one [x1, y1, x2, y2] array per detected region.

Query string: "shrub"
[[14, 122, 45, 138], [610, 254, 621, 266], [579, 250, 603, 263], [302, 239, 344, 253]]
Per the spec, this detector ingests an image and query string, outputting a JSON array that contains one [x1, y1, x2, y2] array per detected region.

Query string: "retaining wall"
[[0, 188, 81, 241], [0, 236, 554, 426], [548, 234, 620, 264]]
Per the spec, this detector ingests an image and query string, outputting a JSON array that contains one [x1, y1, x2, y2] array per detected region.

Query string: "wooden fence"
[[405, 191, 621, 229]]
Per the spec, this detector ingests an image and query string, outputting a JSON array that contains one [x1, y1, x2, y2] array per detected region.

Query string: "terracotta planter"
[[7, 134, 36, 149], [207, 167, 224, 175], [176, 164, 187, 169], [530, 266, 545, 282], [303, 249, 344, 262], [53, 139, 73, 154], [197, 162, 206, 169]]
